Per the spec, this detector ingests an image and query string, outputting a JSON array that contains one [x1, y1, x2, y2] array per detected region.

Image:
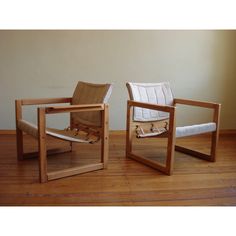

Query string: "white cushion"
[[127, 82, 174, 121], [176, 122, 216, 138]]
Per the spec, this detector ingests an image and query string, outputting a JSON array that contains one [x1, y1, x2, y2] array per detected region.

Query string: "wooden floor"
[[0, 132, 236, 206]]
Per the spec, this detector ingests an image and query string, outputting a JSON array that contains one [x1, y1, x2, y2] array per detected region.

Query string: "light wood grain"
[[47, 163, 104, 181], [15, 93, 109, 183], [166, 107, 176, 175], [45, 104, 104, 114], [21, 97, 72, 105], [0, 132, 235, 206], [174, 98, 219, 109], [101, 104, 109, 168], [211, 104, 221, 161], [38, 107, 47, 183], [127, 153, 167, 173], [175, 145, 212, 161], [126, 101, 133, 156]]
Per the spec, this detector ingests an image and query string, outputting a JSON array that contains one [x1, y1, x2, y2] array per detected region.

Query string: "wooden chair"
[[15, 81, 112, 183], [126, 82, 221, 175]]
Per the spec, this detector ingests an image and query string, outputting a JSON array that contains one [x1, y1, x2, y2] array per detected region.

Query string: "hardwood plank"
[[22, 148, 72, 159], [47, 163, 104, 180], [0, 132, 235, 206], [127, 153, 167, 174], [175, 145, 212, 161]]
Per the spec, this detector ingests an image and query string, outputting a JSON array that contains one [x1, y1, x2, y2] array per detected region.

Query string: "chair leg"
[[70, 141, 73, 152], [38, 107, 48, 183], [16, 128, 24, 160], [101, 104, 109, 168], [210, 104, 221, 162], [166, 136, 175, 175], [210, 131, 219, 162], [39, 138, 47, 183], [165, 109, 176, 175], [126, 102, 133, 157]]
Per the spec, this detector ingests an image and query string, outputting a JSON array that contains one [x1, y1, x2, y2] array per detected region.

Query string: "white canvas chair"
[[15, 81, 112, 183], [126, 82, 221, 175]]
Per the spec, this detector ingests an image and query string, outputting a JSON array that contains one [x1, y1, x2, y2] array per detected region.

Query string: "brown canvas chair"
[[126, 82, 221, 175], [15, 81, 112, 183]]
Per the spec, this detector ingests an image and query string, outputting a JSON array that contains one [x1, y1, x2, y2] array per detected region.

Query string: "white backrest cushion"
[[126, 82, 174, 121]]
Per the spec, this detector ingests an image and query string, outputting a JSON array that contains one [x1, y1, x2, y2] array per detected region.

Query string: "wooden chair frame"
[[126, 99, 221, 175], [15, 97, 109, 183]]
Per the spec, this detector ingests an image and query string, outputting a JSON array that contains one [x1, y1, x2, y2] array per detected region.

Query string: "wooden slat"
[[21, 97, 72, 105], [174, 98, 219, 109], [45, 104, 104, 114], [175, 145, 212, 161], [47, 163, 104, 181], [128, 100, 175, 112], [127, 153, 168, 174]]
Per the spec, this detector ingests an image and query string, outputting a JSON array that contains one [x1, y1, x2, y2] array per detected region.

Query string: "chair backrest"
[[71, 81, 112, 127], [126, 82, 174, 122]]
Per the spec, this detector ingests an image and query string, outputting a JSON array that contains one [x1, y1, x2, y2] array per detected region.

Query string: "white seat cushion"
[[176, 122, 216, 138]]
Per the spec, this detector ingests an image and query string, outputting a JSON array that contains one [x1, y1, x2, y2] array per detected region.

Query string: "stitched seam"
[[144, 87, 151, 119], [137, 86, 144, 120], [154, 86, 160, 119]]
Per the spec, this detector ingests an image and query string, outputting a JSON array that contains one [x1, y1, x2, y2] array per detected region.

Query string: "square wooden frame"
[[15, 98, 109, 183], [126, 99, 221, 175]]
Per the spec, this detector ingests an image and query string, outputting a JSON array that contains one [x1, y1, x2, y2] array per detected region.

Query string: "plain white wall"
[[0, 30, 235, 130]]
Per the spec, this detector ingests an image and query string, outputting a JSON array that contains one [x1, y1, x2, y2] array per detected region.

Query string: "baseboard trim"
[[218, 129, 236, 134], [0, 129, 235, 135], [0, 130, 16, 134]]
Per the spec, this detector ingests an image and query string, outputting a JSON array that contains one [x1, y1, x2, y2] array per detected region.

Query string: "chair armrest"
[[44, 103, 105, 114], [128, 100, 175, 113], [17, 97, 72, 106], [174, 98, 220, 109]]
